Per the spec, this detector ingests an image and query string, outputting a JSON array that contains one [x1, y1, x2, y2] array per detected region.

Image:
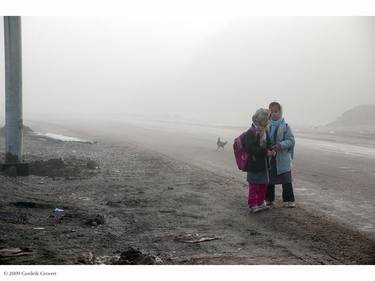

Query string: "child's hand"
[[267, 150, 276, 157], [271, 144, 281, 151]]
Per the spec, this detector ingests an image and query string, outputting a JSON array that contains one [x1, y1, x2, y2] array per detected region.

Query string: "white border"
[[0, 265, 374, 281], [0, 0, 375, 16]]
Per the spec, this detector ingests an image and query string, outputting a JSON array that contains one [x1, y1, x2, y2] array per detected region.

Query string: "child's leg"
[[282, 183, 295, 202], [248, 183, 257, 208], [258, 184, 268, 206], [252, 184, 265, 207], [249, 184, 265, 207], [266, 184, 275, 202], [257, 184, 266, 206]]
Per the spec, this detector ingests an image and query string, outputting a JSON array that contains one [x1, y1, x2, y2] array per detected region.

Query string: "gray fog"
[[1, 16, 375, 126]]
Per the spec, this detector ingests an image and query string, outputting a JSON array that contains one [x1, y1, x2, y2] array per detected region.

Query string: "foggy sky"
[[1, 16, 375, 126]]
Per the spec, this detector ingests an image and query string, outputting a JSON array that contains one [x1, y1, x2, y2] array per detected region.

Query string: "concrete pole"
[[4, 16, 23, 163]]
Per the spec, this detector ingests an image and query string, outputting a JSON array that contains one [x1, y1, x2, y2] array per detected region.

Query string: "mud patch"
[[29, 157, 99, 179], [11, 201, 55, 209]]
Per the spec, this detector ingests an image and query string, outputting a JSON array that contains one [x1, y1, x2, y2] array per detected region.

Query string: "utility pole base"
[[1, 162, 29, 176]]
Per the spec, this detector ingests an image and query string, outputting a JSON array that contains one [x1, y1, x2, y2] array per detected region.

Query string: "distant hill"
[[327, 105, 375, 127]]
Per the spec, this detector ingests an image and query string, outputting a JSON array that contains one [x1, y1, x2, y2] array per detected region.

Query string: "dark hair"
[[269, 101, 282, 112]]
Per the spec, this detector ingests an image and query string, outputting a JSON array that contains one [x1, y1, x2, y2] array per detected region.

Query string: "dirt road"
[[0, 119, 374, 264], [54, 117, 375, 239]]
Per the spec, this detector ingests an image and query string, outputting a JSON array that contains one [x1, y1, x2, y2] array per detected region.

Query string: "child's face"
[[270, 106, 282, 121]]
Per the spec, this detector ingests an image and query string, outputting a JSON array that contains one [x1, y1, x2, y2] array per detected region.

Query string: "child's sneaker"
[[251, 203, 270, 213], [251, 206, 261, 213], [265, 200, 273, 207], [283, 202, 296, 208]]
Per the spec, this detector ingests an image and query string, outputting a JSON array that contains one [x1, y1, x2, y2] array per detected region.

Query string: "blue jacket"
[[269, 123, 295, 175]]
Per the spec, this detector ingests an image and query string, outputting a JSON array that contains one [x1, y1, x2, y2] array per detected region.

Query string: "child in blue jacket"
[[266, 102, 296, 208]]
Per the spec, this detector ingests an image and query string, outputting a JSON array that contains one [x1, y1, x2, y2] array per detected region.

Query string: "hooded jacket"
[[269, 122, 295, 175], [244, 125, 271, 172]]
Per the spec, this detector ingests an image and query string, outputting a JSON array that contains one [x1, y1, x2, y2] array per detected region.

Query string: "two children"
[[244, 102, 295, 213]]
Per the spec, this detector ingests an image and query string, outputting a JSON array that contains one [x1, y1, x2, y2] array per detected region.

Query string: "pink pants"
[[248, 184, 268, 208]]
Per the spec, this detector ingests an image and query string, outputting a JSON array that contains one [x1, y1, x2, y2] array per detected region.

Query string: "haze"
[[1, 16, 375, 126]]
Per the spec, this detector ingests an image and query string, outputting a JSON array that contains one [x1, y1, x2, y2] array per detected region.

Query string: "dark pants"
[[266, 183, 295, 202]]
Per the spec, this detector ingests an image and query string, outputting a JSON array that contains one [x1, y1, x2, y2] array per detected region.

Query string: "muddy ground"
[[0, 132, 375, 265]]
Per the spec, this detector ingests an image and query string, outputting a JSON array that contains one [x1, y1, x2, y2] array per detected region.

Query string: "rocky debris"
[[77, 247, 162, 265], [84, 214, 105, 227], [105, 200, 122, 207], [86, 160, 99, 170], [114, 248, 157, 265], [2, 166, 17, 177], [0, 247, 32, 258], [175, 233, 221, 244], [77, 251, 94, 264]]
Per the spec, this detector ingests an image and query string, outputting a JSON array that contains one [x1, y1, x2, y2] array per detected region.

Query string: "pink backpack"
[[233, 126, 255, 171]]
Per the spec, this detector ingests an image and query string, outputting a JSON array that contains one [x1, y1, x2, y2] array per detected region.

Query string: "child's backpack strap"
[[283, 123, 294, 159], [282, 123, 287, 139]]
